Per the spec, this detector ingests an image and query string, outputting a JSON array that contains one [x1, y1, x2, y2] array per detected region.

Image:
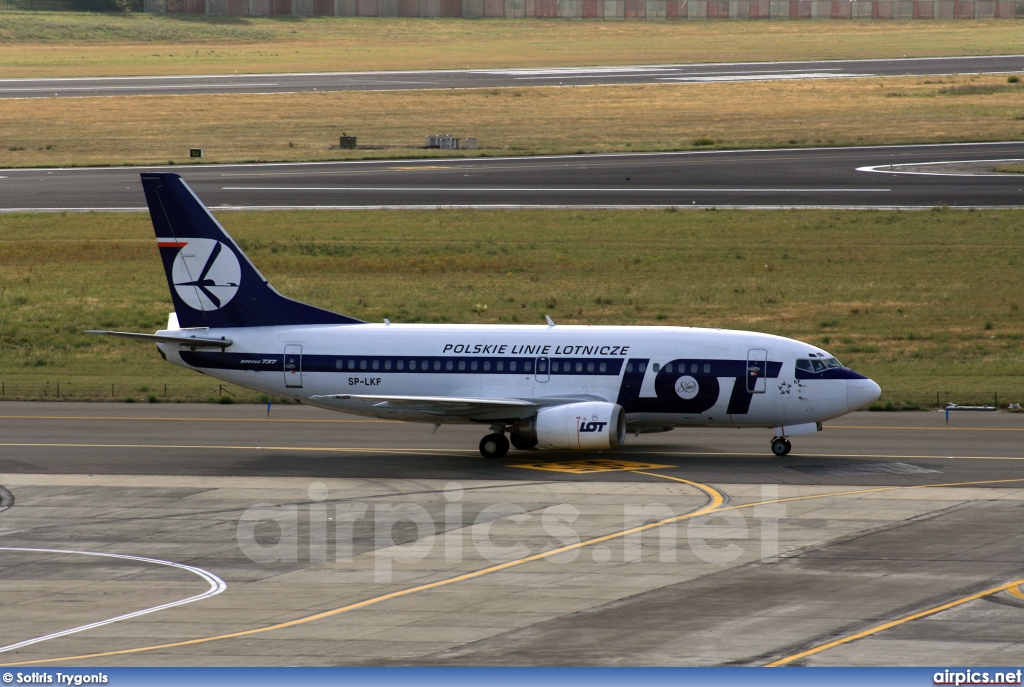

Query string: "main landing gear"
[[479, 432, 510, 459], [771, 436, 792, 457], [479, 423, 537, 458], [509, 432, 538, 451]]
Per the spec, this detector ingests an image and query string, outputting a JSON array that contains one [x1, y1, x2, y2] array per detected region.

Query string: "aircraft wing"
[[312, 393, 537, 416], [86, 330, 233, 349]]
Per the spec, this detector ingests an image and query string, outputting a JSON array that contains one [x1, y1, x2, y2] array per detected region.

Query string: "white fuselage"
[[157, 323, 879, 430]]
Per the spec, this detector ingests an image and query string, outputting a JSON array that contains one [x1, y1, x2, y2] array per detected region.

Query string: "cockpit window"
[[796, 357, 843, 373]]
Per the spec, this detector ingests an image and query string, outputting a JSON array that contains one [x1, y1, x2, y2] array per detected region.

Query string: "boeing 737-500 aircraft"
[[90, 173, 881, 458]]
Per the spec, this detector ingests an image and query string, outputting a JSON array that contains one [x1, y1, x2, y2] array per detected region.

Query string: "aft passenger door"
[[746, 349, 767, 393], [284, 345, 303, 388]]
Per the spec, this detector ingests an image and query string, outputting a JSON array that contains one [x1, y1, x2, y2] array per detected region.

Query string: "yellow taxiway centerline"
[[767, 576, 1024, 667], [1, 474, 725, 667], [6, 471, 1024, 667], [1006, 585, 1024, 601]]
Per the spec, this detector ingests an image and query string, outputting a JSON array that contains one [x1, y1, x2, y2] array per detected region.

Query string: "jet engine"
[[513, 402, 626, 451]]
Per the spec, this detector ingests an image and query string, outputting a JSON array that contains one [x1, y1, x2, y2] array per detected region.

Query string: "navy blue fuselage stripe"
[[181, 352, 814, 417], [180, 352, 626, 375]]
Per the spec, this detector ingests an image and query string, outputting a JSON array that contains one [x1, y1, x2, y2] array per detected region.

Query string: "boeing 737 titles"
[[89, 174, 881, 458]]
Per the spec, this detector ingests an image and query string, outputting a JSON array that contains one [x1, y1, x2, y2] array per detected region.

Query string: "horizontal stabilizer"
[[86, 330, 233, 349]]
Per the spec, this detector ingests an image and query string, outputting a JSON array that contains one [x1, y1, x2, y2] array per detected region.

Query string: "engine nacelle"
[[518, 402, 625, 451]]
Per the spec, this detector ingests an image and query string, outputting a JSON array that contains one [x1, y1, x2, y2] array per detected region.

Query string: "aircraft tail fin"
[[141, 173, 363, 329]]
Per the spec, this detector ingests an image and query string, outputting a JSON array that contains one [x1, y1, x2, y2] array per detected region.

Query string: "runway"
[[3, 142, 1023, 211], [2, 55, 1021, 99], [2, 403, 1024, 667]]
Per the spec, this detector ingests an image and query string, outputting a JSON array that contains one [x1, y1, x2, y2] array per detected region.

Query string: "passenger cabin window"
[[599, 362, 607, 372], [409, 360, 417, 371], [471, 361, 478, 371], [484, 361, 491, 371], [433, 360, 441, 371], [397, 360, 404, 370], [360, 360, 367, 370], [457, 361, 465, 371], [704, 363, 710, 374], [665, 363, 673, 373], [384, 360, 391, 370], [372, 360, 379, 370], [652, 363, 660, 373]]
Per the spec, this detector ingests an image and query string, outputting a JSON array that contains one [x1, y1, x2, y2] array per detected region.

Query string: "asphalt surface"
[[2, 403, 1023, 485], [2, 55, 1022, 99], [3, 142, 1024, 210], [2, 404, 1024, 667]]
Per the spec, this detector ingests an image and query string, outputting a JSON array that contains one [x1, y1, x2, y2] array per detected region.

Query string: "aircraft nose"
[[847, 378, 882, 411]]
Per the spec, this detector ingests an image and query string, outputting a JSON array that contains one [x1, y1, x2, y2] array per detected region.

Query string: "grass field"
[[2, 73, 1023, 167], [1, 208, 1022, 407], [1, 14, 1024, 78]]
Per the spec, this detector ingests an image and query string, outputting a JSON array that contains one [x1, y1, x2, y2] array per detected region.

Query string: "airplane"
[[89, 173, 881, 459]]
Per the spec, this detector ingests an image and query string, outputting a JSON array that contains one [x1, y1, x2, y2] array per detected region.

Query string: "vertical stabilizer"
[[141, 173, 362, 329]]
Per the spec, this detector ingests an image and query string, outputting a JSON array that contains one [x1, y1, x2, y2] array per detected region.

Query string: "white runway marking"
[[476, 66, 679, 76], [661, 72, 865, 83], [0, 83, 279, 93], [858, 159, 1024, 177], [0, 547, 227, 654]]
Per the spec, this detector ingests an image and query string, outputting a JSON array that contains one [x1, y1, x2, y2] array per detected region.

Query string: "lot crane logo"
[[674, 375, 699, 400], [167, 238, 241, 311]]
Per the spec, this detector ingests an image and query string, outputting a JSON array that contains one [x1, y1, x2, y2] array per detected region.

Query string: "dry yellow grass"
[[2, 73, 1023, 167], [2, 17, 1023, 78]]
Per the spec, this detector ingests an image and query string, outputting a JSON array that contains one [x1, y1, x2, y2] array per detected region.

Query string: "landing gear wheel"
[[479, 433, 510, 459], [771, 437, 792, 457], [509, 432, 538, 450]]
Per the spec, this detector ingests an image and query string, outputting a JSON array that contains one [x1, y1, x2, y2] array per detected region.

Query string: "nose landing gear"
[[771, 436, 792, 456]]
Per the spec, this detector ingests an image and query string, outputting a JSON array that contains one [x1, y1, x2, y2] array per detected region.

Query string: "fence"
[[0, 380, 282, 403], [872, 389, 1021, 411]]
